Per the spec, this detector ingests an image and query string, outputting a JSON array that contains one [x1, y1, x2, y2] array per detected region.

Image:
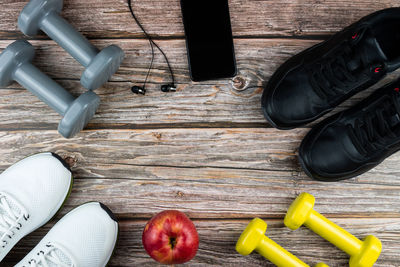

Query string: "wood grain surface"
[[0, 0, 399, 266]]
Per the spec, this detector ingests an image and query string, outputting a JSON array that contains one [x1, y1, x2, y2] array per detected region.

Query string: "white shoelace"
[[0, 193, 28, 248], [27, 243, 74, 267]]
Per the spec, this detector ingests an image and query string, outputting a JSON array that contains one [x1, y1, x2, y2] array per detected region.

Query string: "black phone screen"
[[180, 0, 237, 81]]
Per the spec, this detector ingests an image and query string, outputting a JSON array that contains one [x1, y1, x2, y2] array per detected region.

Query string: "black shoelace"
[[310, 36, 368, 99], [348, 90, 400, 155]]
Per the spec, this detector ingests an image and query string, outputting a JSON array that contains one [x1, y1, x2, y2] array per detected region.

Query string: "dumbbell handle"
[[305, 210, 363, 256], [257, 236, 309, 267], [39, 11, 99, 67], [14, 62, 74, 115]]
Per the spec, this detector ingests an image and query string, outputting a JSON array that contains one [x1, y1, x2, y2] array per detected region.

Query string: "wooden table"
[[1, 0, 399, 266]]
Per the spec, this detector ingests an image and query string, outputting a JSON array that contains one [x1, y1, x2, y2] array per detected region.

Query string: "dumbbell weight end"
[[58, 90, 100, 138]]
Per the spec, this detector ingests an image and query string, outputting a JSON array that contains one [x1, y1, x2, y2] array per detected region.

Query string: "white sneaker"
[[0, 152, 73, 262], [16, 202, 119, 267]]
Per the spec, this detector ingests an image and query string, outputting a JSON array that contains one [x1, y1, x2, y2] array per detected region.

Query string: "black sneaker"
[[262, 8, 400, 130], [299, 79, 400, 181]]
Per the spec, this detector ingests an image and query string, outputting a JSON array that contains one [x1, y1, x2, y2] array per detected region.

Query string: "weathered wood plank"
[[1, 128, 400, 180], [3, 218, 400, 266], [0, 129, 398, 218], [0, 39, 399, 129], [65, 175, 400, 218], [0, 0, 398, 39]]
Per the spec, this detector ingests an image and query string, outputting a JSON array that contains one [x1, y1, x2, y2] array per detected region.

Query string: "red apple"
[[142, 210, 199, 264]]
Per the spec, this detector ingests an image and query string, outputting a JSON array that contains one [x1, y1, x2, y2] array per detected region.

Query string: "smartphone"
[[180, 0, 237, 82]]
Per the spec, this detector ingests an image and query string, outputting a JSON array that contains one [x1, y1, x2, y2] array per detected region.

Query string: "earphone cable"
[[143, 38, 155, 90], [127, 0, 175, 89]]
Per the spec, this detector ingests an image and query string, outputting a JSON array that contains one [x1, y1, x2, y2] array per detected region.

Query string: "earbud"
[[132, 84, 177, 95], [131, 86, 146, 95], [161, 84, 177, 92]]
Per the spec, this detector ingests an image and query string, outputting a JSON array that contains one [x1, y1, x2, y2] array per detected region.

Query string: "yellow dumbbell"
[[284, 193, 382, 267], [236, 218, 329, 267]]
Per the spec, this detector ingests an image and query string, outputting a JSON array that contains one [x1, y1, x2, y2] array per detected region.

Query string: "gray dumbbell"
[[0, 40, 100, 138], [18, 0, 125, 90]]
